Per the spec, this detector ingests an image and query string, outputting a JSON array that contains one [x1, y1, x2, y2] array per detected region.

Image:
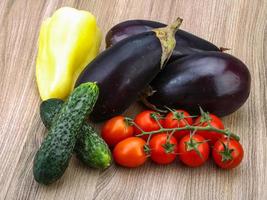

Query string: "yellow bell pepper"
[[36, 7, 101, 100]]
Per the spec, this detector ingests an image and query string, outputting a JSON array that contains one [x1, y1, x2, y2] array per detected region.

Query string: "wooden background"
[[0, 0, 266, 199]]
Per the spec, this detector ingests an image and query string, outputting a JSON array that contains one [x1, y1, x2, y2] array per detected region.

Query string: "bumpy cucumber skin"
[[40, 99, 112, 169], [34, 83, 99, 185], [40, 99, 64, 129], [75, 125, 112, 169]]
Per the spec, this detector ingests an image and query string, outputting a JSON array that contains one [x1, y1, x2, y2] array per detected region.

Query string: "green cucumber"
[[40, 99, 112, 169], [75, 125, 112, 169], [40, 99, 64, 129], [34, 82, 99, 185]]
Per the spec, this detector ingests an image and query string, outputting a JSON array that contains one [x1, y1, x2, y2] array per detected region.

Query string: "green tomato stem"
[[136, 125, 240, 141]]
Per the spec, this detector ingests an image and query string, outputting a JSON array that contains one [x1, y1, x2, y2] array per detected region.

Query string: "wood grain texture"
[[0, 0, 266, 199]]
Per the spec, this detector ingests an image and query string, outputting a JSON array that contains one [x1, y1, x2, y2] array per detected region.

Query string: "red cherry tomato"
[[113, 137, 147, 168], [178, 134, 210, 167], [102, 116, 134, 147], [133, 110, 163, 140], [212, 138, 244, 169], [163, 109, 193, 141], [194, 114, 225, 145], [149, 133, 177, 164]]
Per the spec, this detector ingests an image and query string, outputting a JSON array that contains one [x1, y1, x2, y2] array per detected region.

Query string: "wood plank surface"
[[0, 0, 266, 199]]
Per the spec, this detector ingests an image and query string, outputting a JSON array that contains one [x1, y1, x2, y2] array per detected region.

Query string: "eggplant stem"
[[153, 18, 183, 68], [139, 95, 167, 113], [220, 47, 231, 52]]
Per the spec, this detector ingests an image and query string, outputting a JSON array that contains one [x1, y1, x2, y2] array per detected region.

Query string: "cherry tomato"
[[149, 133, 177, 164], [113, 137, 147, 167], [133, 110, 163, 140], [212, 138, 244, 169], [178, 134, 210, 167], [194, 113, 225, 145], [102, 116, 134, 147], [163, 109, 193, 141]]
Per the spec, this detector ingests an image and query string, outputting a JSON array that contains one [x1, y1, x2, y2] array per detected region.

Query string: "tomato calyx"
[[143, 144, 151, 155], [219, 140, 234, 162], [162, 142, 176, 154], [165, 107, 189, 122], [124, 117, 133, 127], [124, 117, 135, 126], [185, 136, 205, 159], [149, 112, 164, 130], [173, 110, 185, 121], [150, 112, 163, 122], [199, 107, 211, 124]]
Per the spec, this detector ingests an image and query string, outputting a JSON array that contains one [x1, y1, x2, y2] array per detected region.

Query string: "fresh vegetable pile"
[[33, 7, 250, 185]]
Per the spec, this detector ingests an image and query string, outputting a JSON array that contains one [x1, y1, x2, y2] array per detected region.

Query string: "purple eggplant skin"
[[106, 20, 220, 61], [75, 32, 162, 121], [145, 52, 251, 117]]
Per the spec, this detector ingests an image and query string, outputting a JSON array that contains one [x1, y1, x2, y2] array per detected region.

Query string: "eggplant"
[[106, 20, 220, 61], [143, 52, 251, 117], [76, 18, 182, 121]]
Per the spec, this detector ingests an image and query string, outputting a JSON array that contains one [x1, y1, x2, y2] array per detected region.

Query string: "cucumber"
[[40, 99, 112, 169], [75, 125, 112, 169], [40, 99, 64, 128], [34, 82, 99, 185]]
